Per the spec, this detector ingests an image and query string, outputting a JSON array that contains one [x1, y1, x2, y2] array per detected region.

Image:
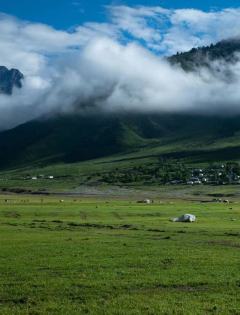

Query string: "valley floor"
[[0, 193, 240, 314]]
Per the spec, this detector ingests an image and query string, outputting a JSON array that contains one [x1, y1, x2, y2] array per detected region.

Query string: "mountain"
[[1, 39, 240, 170], [169, 38, 240, 71], [0, 114, 144, 167], [0, 66, 24, 94], [0, 112, 240, 169]]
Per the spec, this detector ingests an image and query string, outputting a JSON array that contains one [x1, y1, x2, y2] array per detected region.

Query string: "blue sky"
[[1, 0, 240, 29]]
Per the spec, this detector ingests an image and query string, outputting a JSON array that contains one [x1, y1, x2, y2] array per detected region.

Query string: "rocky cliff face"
[[0, 66, 24, 94]]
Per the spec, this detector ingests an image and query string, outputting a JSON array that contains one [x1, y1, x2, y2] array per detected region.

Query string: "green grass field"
[[0, 194, 240, 314]]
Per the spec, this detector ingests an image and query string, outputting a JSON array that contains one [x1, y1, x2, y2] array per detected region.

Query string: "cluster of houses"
[[170, 164, 240, 185], [186, 168, 211, 185]]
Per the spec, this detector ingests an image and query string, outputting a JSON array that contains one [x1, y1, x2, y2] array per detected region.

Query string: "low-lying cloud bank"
[[1, 6, 240, 129]]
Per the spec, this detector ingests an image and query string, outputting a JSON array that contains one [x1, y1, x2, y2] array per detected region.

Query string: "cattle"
[[172, 214, 196, 223]]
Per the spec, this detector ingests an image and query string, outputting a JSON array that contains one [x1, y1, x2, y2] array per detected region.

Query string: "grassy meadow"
[[0, 194, 240, 314]]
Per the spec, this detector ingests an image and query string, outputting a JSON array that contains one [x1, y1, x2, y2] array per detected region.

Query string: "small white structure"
[[172, 214, 196, 223], [48, 176, 54, 179], [32, 176, 37, 180]]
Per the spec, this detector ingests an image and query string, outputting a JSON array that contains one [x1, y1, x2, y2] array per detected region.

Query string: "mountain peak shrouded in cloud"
[[2, 6, 240, 129], [169, 38, 240, 71], [0, 66, 24, 95]]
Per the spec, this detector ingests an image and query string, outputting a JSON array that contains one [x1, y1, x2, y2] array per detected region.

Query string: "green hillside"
[[1, 113, 240, 170]]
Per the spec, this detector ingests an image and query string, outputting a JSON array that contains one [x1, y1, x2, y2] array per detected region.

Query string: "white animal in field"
[[144, 199, 151, 204], [137, 199, 151, 204], [172, 214, 196, 223]]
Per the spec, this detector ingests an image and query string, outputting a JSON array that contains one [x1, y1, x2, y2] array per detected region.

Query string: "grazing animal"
[[172, 214, 196, 223], [137, 199, 151, 204]]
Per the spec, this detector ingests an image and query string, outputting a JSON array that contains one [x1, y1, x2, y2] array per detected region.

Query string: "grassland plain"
[[0, 195, 240, 314]]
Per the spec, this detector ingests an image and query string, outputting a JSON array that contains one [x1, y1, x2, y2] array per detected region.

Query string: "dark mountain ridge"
[[0, 66, 24, 95], [169, 38, 240, 71], [0, 112, 239, 169]]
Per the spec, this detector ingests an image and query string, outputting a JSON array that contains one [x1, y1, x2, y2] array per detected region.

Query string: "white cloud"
[[0, 13, 116, 75], [108, 6, 240, 54], [0, 6, 240, 129]]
